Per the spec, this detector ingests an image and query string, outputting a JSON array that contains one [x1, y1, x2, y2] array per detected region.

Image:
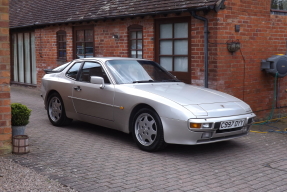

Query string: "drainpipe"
[[190, 10, 209, 88]]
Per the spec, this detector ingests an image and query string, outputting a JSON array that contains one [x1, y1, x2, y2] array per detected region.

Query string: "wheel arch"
[[45, 90, 60, 108], [128, 103, 157, 133]]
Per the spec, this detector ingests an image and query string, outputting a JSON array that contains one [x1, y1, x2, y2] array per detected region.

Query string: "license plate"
[[220, 119, 245, 130]]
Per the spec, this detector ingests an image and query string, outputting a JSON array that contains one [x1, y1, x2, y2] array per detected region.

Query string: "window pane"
[[174, 57, 188, 72], [24, 33, 31, 84], [160, 40, 173, 55], [131, 51, 137, 58], [271, 0, 277, 9], [85, 30, 93, 42], [271, 0, 287, 10], [137, 40, 142, 49], [59, 42, 63, 49], [138, 31, 142, 39], [160, 24, 172, 38], [18, 33, 24, 83], [131, 31, 137, 39], [76, 43, 84, 58], [77, 30, 84, 42], [174, 23, 188, 38], [174, 40, 188, 55], [137, 51, 142, 59], [13, 34, 18, 82], [131, 40, 136, 49], [66, 62, 81, 79], [85, 42, 93, 57], [31, 32, 36, 84], [160, 57, 173, 71]]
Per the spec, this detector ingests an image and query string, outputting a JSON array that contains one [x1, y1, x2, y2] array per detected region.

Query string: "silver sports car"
[[41, 57, 256, 151]]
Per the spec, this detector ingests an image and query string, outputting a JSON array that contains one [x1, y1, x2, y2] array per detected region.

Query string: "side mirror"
[[90, 76, 105, 89]]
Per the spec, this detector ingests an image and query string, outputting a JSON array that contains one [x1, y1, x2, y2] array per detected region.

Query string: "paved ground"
[[2, 85, 287, 192]]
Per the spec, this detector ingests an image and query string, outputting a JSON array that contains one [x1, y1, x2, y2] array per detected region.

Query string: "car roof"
[[73, 57, 147, 63]]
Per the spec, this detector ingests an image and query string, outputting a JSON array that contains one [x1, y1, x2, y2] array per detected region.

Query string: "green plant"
[[11, 103, 32, 126]]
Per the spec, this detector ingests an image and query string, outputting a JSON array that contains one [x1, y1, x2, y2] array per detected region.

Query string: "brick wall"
[[0, 0, 12, 155], [212, 0, 287, 119], [35, 26, 73, 85]]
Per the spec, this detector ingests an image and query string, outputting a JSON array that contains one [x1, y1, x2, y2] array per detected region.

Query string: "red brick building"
[[0, 0, 12, 155], [8, 0, 287, 119]]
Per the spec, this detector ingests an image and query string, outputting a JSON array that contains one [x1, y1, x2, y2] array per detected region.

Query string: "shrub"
[[11, 103, 32, 126]]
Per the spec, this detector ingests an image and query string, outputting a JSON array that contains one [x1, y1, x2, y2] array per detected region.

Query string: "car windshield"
[[106, 60, 180, 84]]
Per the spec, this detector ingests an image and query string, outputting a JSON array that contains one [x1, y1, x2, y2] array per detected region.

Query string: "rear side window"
[[66, 62, 82, 80]]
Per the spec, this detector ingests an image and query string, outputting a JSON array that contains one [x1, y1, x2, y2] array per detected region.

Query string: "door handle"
[[73, 86, 82, 91]]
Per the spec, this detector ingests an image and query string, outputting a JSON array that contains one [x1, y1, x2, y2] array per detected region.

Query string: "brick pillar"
[[0, 0, 12, 155]]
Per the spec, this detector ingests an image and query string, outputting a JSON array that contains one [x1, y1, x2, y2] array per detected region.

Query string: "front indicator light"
[[190, 123, 201, 128]]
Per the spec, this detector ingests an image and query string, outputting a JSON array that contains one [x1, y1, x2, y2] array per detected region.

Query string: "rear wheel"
[[132, 108, 166, 152], [47, 92, 72, 126]]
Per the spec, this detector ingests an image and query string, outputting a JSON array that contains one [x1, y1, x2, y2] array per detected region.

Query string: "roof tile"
[[10, 0, 219, 28]]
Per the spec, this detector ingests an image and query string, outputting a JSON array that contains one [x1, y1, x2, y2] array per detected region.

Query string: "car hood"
[[129, 83, 252, 117]]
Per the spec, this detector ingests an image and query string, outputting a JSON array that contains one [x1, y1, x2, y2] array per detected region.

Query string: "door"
[[72, 61, 115, 121]]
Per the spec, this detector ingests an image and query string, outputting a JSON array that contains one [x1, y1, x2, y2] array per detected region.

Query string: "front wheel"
[[132, 108, 166, 152], [47, 92, 72, 126]]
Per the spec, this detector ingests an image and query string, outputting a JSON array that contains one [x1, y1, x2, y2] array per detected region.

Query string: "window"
[[155, 17, 190, 84], [271, 0, 287, 11], [66, 62, 82, 80], [73, 26, 94, 59], [128, 25, 143, 58], [11, 31, 37, 85], [79, 62, 110, 83], [57, 30, 67, 60]]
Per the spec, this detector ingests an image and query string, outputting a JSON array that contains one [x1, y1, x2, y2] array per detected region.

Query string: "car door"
[[72, 61, 115, 121]]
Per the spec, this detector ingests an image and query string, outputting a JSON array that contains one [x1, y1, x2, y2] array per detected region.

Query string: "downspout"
[[189, 10, 209, 88]]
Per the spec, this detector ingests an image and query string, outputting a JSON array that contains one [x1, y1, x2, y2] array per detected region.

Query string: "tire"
[[132, 108, 167, 152], [47, 92, 72, 126]]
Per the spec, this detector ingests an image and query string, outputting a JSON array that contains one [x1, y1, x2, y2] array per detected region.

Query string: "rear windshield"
[[44, 62, 70, 74]]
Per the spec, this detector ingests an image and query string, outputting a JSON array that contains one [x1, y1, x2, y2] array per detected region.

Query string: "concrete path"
[[4, 85, 287, 192]]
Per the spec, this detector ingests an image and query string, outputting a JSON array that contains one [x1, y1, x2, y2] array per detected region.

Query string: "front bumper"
[[162, 113, 256, 145]]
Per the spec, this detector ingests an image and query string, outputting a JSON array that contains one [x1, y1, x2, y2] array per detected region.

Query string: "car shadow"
[[59, 120, 248, 156], [61, 120, 134, 143]]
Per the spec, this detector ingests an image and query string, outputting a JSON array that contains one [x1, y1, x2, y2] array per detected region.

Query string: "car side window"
[[66, 62, 82, 80], [79, 62, 110, 84]]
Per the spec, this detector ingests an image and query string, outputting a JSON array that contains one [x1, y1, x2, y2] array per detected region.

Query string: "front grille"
[[247, 118, 253, 124], [214, 122, 221, 129]]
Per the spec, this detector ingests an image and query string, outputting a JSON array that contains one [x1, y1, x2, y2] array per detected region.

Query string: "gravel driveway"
[[0, 157, 76, 192]]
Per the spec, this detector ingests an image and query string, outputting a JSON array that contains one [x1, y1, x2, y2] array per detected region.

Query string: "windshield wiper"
[[133, 80, 154, 83]]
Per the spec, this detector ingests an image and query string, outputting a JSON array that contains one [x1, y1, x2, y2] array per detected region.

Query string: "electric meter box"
[[261, 55, 287, 78]]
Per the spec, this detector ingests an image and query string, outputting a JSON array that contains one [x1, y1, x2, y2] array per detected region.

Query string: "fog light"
[[190, 123, 201, 128], [202, 132, 212, 139]]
